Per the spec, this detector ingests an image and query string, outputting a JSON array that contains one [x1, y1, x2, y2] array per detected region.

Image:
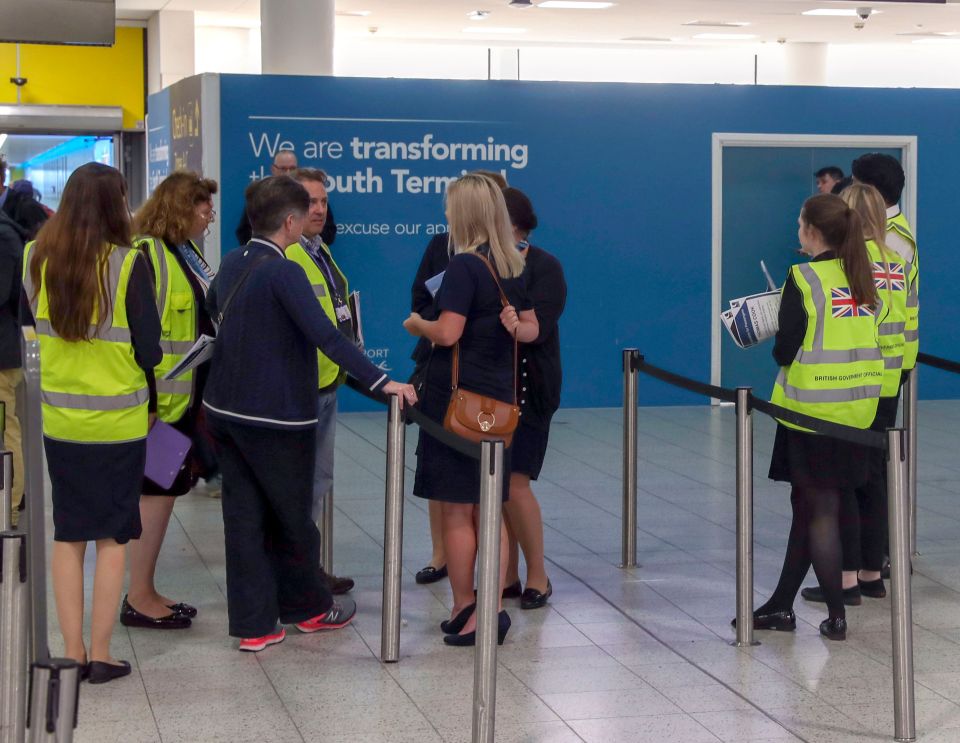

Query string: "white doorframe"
[[710, 133, 919, 396]]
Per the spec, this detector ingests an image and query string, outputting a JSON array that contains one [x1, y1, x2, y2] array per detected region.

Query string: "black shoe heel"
[[440, 603, 476, 634], [820, 617, 847, 641]]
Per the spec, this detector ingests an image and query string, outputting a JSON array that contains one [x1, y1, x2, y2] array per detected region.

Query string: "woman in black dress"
[[404, 173, 539, 646], [123, 172, 219, 628], [23, 163, 162, 683], [499, 188, 567, 610]]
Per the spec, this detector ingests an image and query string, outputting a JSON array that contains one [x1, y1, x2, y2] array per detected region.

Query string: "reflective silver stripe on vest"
[[34, 319, 132, 343], [781, 382, 883, 404], [103, 247, 132, 333], [904, 330, 919, 342], [153, 238, 170, 317], [157, 379, 193, 395], [797, 263, 826, 350], [884, 356, 904, 370], [160, 339, 196, 355], [795, 348, 882, 365], [310, 283, 327, 298], [906, 293, 918, 309], [41, 387, 149, 411], [878, 322, 907, 336]]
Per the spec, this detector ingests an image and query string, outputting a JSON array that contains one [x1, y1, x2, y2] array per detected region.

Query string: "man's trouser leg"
[[0, 369, 24, 527], [312, 392, 337, 565]]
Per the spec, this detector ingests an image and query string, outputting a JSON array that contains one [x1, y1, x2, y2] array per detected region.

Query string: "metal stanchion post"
[[472, 439, 504, 743], [887, 428, 916, 743], [26, 658, 80, 743], [732, 388, 759, 648], [1, 531, 29, 743], [621, 349, 639, 569], [18, 328, 48, 663], [903, 368, 919, 557], [321, 487, 334, 574], [380, 396, 405, 664]]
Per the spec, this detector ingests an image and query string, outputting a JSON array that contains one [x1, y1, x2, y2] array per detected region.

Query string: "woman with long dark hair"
[[738, 193, 882, 641], [23, 163, 162, 682]]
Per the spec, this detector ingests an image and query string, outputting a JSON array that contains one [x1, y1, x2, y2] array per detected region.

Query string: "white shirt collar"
[[249, 237, 285, 257], [886, 205, 901, 219]]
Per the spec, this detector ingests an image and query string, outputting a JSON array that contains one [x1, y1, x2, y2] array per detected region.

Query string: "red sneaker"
[[238, 626, 286, 652], [295, 598, 357, 633]]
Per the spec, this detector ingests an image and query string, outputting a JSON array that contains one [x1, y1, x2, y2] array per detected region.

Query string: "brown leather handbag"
[[443, 254, 520, 447]]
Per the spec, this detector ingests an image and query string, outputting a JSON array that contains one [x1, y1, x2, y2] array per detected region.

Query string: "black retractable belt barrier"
[[917, 353, 960, 376], [747, 396, 887, 450], [634, 358, 739, 404]]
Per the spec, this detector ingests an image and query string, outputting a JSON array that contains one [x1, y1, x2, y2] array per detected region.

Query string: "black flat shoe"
[[858, 578, 887, 599], [440, 603, 476, 634], [415, 565, 448, 585], [87, 660, 131, 684], [520, 580, 552, 610], [820, 617, 847, 641], [800, 585, 862, 606], [502, 581, 522, 600], [166, 602, 198, 618], [731, 608, 796, 632], [443, 610, 511, 647], [328, 575, 355, 595], [120, 596, 192, 630]]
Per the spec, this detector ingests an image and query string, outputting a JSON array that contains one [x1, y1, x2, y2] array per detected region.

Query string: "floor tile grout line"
[[123, 625, 166, 743]]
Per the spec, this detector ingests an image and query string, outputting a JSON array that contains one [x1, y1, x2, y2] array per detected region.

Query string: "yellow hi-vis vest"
[[137, 236, 200, 423], [284, 239, 350, 389], [22, 242, 149, 443], [866, 239, 908, 398], [770, 259, 883, 432], [887, 212, 919, 370]]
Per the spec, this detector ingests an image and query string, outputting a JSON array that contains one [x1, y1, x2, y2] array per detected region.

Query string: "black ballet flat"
[[87, 660, 132, 685], [858, 578, 887, 599], [440, 603, 476, 634], [443, 610, 511, 647], [730, 608, 796, 632], [120, 596, 192, 630], [166, 602, 198, 618], [520, 580, 552, 610], [415, 565, 448, 585], [800, 585, 862, 606], [501, 581, 522, 600], [819, 617, 847, 641]]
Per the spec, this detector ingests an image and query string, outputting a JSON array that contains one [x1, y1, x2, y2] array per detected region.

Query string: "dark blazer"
[[409, 233, 452, 370], [0, 211, 26, 369]]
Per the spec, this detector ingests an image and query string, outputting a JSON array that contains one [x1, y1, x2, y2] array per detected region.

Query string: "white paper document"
[[162, 334, 216, 380], [721, 290, 781, 349], [348, 291, 365, 350]]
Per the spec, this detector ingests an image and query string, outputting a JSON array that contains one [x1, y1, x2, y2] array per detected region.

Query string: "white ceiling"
[[117, 0, 960, 46]]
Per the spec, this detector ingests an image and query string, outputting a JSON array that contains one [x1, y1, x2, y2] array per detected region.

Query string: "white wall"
[[195, 26, 261, 76]]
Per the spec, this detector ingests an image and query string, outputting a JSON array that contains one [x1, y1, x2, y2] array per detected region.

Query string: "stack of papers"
[[721, 290, 781, 349]]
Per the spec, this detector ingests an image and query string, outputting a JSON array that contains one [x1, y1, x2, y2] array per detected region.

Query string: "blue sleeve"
[[437, 254, 476, 316], [271, 261, 387, 392]]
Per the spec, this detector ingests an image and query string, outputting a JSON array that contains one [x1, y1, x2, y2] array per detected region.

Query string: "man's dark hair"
[[502, 187, 538, 234], [831, 175, 854, 195], [245, 176, 309, 235], [815, 166, 844, 181], [851, 153, 905, 206]]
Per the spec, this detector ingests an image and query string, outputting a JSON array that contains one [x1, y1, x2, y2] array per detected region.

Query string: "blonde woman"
[[404, 174, 539, 646], [800, 182, 908, 608]]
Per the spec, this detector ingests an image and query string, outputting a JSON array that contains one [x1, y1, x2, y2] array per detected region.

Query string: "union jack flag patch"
[[831, 287, 875, 318], [872, 261, 906, 292]]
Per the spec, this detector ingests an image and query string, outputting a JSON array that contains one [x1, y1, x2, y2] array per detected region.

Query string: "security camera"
[[856, 7, 872, 21]]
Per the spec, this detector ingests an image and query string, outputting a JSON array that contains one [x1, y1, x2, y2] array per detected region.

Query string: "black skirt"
[[412, 382, 511, 504], [768, 424, 870, 490], [510, 421, 550, 481], [45, 437, 145, 543]]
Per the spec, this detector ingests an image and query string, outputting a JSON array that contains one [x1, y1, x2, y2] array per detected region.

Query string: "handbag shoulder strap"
[[450, 252, 518, 404], [217, 249, 274, 325]]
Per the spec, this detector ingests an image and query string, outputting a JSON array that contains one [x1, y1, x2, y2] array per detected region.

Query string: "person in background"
[[404, 173, 538, 646], [122, 171, 219, 630], [831, 176, 853, 196], [22, 163, 162, 683], [500, 187, 566, 610], [800, 182, 907, 607], [235, 151, 337, 247], [736, 193, 881, 642], [408, 169, 509, 587], [203, 176, 416, 652], [815, 166, 844, 194], [286, 167, 356, 595], [0, 159, 48, 240], [0, 193, 26, 528]]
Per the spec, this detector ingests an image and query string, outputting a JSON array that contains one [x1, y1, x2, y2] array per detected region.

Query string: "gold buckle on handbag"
[[478, 411, 495, 432]]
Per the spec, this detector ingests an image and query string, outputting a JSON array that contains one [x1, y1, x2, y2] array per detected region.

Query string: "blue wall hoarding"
[[215, 74, 958, 411]]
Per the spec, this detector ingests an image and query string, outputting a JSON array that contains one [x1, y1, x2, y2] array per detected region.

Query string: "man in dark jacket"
[[0, 208, 26, 527], [0, 159, 48, 240]]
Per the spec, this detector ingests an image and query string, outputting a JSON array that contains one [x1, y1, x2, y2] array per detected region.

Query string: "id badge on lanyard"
[[335, 303, 352, 323]]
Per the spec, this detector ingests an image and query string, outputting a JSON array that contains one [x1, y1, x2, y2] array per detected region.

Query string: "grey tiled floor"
[[55, 401, 960, 742]]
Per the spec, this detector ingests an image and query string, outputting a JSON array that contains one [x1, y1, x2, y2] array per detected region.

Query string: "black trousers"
[[209, 415, 332, 638]]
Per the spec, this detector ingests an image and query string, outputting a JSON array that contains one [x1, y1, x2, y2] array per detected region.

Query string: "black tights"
[[761, 485, 846, 620]]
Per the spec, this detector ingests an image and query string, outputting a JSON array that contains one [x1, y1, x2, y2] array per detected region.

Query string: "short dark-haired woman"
[[737, 194, 882, 641]]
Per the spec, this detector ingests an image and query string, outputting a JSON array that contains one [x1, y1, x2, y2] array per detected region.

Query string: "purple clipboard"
[[145, 420, 192, 490]]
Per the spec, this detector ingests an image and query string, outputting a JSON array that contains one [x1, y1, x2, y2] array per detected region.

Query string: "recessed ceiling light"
[[462, 26, 526, 34], [684, 20, 750, 28], [802, 9, 882, 16], [467, 10, 490, 20], [537, 1, 616, 8], [621, 36, 674, 43], [693, 33, 757, 40], [336, 10, 372, 17]]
